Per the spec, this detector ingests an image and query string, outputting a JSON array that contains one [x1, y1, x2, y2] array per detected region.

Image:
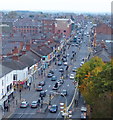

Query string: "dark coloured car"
[[35, 85, 43, 91], [49, 70, 54, 74], [30, 101, 38, 108], [62, 58, 67, 62], [49, 105, 58, 113], [39, 81, 45, 86], [39, 91, 46, 97], [51, 76, 57, 81], [47, 73, 53, 78]]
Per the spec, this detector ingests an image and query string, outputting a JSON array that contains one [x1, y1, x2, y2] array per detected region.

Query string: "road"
[[10, 24, 92, 119]]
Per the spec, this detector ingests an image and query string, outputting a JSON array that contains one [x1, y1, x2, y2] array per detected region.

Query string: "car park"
[[20, 101, 29, 108], [35, 85, 43, 91], [51, 76, 57, 81], [30, 101, 38, 108], [69, 74, 75, 80], [49, 105, 58, 113]]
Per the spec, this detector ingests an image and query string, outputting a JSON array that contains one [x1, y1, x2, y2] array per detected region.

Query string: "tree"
[[76, 57, 113, 118]]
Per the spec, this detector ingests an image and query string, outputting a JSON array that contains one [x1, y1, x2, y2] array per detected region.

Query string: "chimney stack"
[[26, 43, 30, 51]]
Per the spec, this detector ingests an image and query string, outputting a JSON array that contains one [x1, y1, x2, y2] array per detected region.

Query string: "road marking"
[[15, 113, 36, 115]]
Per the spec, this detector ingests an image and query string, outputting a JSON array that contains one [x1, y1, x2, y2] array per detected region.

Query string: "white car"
[[69, 74, 75, 79], [64, 62, 68, 66]]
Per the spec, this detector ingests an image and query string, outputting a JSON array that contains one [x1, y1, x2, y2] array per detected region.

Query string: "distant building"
[[54, 19, 74, 37]]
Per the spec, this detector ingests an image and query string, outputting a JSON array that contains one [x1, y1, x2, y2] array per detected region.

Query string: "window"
[[7, 85, 10, 92], [2, 89, 3, 95], [13, 74, 17, 80], [2, 80, 3, 86], [64, 30, 66, 32]]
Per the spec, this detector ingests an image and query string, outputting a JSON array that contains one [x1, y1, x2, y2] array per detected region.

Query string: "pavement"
[[2, 60, 56, 119]]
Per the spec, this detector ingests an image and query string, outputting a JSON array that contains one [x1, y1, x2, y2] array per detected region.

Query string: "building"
[[54, 18, 74, 37]]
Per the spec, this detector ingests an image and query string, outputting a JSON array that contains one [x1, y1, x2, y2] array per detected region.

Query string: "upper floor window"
[[13, 74, 17, 81]]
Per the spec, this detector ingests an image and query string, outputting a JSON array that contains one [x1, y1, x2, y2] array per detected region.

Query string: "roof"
[[0, 63, 13, 78], [92, 48, 111, 62], [2, 59, 28, 70], [19, 51, 41, 67]]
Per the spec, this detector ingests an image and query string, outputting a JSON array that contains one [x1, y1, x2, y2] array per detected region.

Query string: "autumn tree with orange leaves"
[[75, 56, 113, 118]]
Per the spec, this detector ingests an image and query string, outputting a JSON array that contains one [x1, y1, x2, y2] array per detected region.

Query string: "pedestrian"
[[33, 83, 35, 88], [16, 99, 18, 105]]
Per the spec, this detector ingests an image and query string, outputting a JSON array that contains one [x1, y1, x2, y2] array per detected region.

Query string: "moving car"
[[51, 76, 57, 81], [49, 105, 58, 113], [57, 79, 64, 84], [30, 101, 38, 108], [35, 85, 43, 91], [47, 73, 53, 78], [38, 81, 45, 86], [49, 70, 54, 74], [59, 67, 64, 72], [69, 74, 75, 80], [61, 89, 67, 96], [39, 91, 46, 97], [20, 101, 29, 108]]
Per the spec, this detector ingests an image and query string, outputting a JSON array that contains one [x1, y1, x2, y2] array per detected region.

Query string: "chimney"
[[26, 43, 30, 51], [20, 42, 24, 50]]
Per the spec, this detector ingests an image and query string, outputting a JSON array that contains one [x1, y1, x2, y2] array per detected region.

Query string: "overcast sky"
[[0, 0, 112, 13]]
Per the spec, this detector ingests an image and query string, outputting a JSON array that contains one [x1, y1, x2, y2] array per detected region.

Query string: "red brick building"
[[96, 23, 113, 35], [54, 19, 73, 37]]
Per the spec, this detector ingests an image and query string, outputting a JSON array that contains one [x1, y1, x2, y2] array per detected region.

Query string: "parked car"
[[80, 107, 87, 119], [51, 76, 57, 81], [72, 67, 77, 72], [35, 85, 43, 91], [38, 81, 45, 86], [39, 91, 46, 97], [69, 74, 75, 80], [30, 101, 38, 108], [20, 101, 29, 108], [61, 90, 67, 96], [47, 73, 53, 78], [49, 105, 58, 113]]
